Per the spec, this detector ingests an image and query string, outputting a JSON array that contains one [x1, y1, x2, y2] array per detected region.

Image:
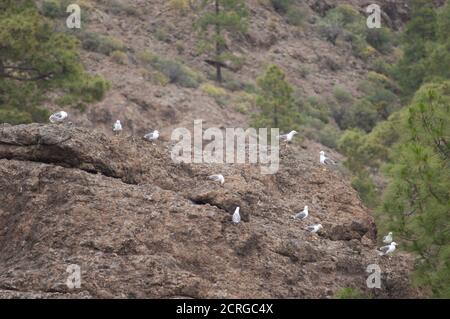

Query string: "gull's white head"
[[304, 205, 308, 210], [320, 151, 325, 155], [317, 224, 323, 229], [116, 120, 121, 124], [388, 232, 393, 236], [291, 130, 298, 135], [391, 242, 397, 246]]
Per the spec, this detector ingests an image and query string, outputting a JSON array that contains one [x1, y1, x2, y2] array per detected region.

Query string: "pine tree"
[[381, 81, 450, 297], [0, 0, 110, 124], [251, 64, 301, 132], [194, 0, 248, 82], [394, 0, 437, 96]]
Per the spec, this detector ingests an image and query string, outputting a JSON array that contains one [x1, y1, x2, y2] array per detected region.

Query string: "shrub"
[[371, 57, 391, 75], [326, 4, 361, 25], [270, 0, 290, 14], [0, 109, 33, 125], [286, 6, 307, 26], [79, 32, 125, 55], [333, 86, 353, 104], [153, 59, 200, 88], [317, 124, 341, 148], [62, 75, 111, 104], [170, 0, 190, 12], [322, 56, 342, 71], [351, 173, 379, 208], [137, 50, 158, 64], [201, 83, 227, 97], [102, 0, 138, 16], [366, 28, 394, 54], [41, 0, 63, 18], [317, 21, 344, 45], [334, 287, 368, 299], [155, 27, 171, 43], [138, 50, 203, 88], [346, 99, 378, 132], [110, 50, 128, 64]]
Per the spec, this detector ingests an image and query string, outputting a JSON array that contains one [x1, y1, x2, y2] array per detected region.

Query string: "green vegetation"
[[270, 0, 308, 27], [0, 0, 110, 124], [392, 0, 438, 96], [334, 287, 368, 299], [110, 50, 128, 65], [381, 81, 450, 297], [137, 50, 203, 88], [194, 0, 248, 82], [251, 65, 302, 132], [318, 4, 394, 59], [78, 32, 125, 56], [337, 1, 450, 297]]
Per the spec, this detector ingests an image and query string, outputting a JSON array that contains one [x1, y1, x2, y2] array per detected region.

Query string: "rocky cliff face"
[[0, 123, 419, 298]]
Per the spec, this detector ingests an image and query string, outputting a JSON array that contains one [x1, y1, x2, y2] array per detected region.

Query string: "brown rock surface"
[[0, 124, 419, 298]]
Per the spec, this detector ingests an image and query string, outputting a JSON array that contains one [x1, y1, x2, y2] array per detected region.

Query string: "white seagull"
[[232, 207, 241, 224], [383, 232, 393, 244], [305, 224, 323, 233], [113, 120, 122, 134], [320, 151, 337, 165], [292, 205, 309, 220], [208, 174, 225, 184], [49, 111, 68, 123], [278, 130, 298, 143], [144, 130, 160, 143], [378, 242, 397, 256]]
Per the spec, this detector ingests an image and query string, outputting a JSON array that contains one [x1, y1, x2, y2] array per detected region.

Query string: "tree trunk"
[[215, 0, 222, 82]]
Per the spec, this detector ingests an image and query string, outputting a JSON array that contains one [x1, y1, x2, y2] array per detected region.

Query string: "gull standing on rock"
[[232, 207, 241, 224], [278, 130, 298, 143], [320, 151, 337, 165], [144, 130, 160, 144], [378, 242, 397, 256], [208, 174, 225, 185], [49, 111, 68, 124], [292, 205, 309, 220], [383, 232, 393, 244], [305, 224, 322, 233], [113, 120, 122, 135]]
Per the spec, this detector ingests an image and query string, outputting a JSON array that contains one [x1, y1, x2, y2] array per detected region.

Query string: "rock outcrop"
[[0, 124, 419, 298]]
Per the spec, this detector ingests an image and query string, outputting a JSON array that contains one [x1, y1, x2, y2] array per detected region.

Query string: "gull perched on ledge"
[[113, 120, 122, 134], [144, 130, 160, 143], [49, 111, 68, 124], [320, 151, 337, 165], [378, 242, 397, 256], [208, 174, 225, 184], [292, 205, 309, 220], [305, 224, 322, 233], [232, 207, 241, 224], [278, 130, 298, 143], [383, 232, 393, 244]]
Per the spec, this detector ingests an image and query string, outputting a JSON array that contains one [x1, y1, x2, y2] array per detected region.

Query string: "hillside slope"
[[41, 0, 410, 138]]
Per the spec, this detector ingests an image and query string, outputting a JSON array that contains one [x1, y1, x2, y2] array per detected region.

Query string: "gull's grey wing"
[[379, 245, 390, 253], [294, 212, 307, 220], [305, 226, 315, 232]]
